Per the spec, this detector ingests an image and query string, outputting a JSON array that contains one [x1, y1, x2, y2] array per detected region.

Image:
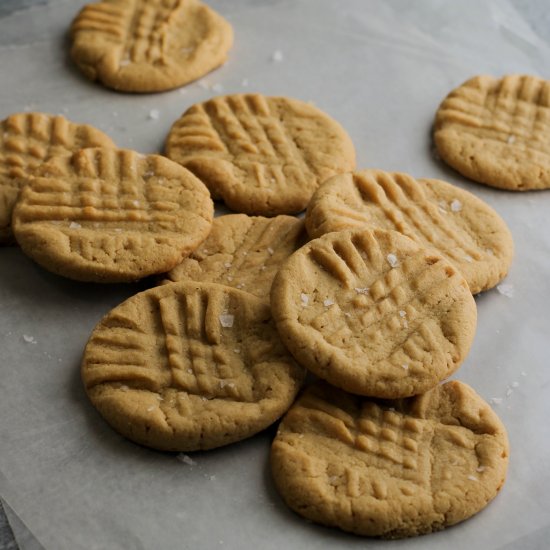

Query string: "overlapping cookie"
[[165, 94, 356, 215], [271, 381, 509, 538], [271, 228, 477, 398], [0, 112, 115, 244], [305, 169, 514, 294], [162, 213, 307, 299], [434, 74, 550, 190], [82, 281, 305, 451], [12, 147, 213, 282], [70, 0, 233, 92]]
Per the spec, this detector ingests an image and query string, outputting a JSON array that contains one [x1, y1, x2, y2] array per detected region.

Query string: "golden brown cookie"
[[434, 74, 550, 190], [271, 229, 477, 398], [162, 213, 307, 298], [0, 112, 115, 244], [164, 94, 356, 215], [305, 169, 514, 294], [82, 281, 305, 451], [12, 147, 213, 282], [70, 0, 233, 93], [271, 381, 509, 538]]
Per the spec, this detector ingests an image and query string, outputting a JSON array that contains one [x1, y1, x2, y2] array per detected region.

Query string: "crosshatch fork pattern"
[[84, 284, 291, 403]]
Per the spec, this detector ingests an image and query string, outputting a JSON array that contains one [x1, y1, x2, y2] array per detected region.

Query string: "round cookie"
[[82, 281, 305, 451], [271, 228, 477, 398], [305, 169, 514, 294], [12, 147, 213, 282], [271, 381, 509, 538], [164, 94, 356, 215], [70, 0, 233, 93], [434, 74, 550, 190], [162, 213, 307, 299], [0, 112, 115, 244]]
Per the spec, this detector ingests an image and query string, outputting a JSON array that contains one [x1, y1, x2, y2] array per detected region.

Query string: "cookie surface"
[[162, 213, 307, 298], [0, 112, 115, 244], [12, 147, 213, 282], [434, 74, 550, 190], [70, 0, 233, 93], [271, 229, 477, 398], [82, 281, 305, 451], [305, 169, 514, 294], [271, 381, 509, 538], [165, 94, 356, 215]]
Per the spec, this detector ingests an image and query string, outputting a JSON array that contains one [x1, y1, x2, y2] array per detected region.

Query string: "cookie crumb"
[[386, 254, 398, 268], [177, 453, 197, 466], [300, 293, 309, 306], [497, 283, 514, 298], [219, 314, 234, 328], [148, 109, 160, 120], [450, 199, 462, 212], [272, 50, 284, 62]]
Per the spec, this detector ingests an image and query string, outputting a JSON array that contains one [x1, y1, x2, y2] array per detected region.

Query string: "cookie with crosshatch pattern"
[[434, 74, 550, 190], [271, 381, 509, 538], [164, 94, 356, 215], [12, 147, 213, 282], [305, 169, 514, 294], [162, 213, 307, 299], [70, 0, 233, 92], [81, 281, 305, 451], [270, 228, 477, 398], [0, 112, 115, 244]]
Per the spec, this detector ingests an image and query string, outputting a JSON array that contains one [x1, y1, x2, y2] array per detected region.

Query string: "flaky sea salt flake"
[[219, 314, 234, 328], [300, 293, 309, 306], [450, 199, 462, 212], [507, 135, 516, 144], [69, 221, 81, 229], [148, 109, 160, 120], [399, 310, 406, 317], [467, 475, 478, 482], [497, 284, 514, 298], [177, 453, 197, 466], [267, 247, 274, 255], [387, 254, 398, 268], [323, 299, 334, 307], [23, 334, 37, 344], [490, 397, 503, 405], [354, 287, 369, 294]]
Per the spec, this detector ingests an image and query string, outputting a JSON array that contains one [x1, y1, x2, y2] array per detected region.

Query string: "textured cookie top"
[[271, 381, 509, 538], [305, 169, 514, 294], [434, 74, 550, 190], [82, 281, 305, 451], [165, 94, 356, 215], [70, 0, 233, 92], [12, 148, 213, 282], [0, 112, 115, 243], [271, 229, 477, 398], [163, 213, 307, 298]]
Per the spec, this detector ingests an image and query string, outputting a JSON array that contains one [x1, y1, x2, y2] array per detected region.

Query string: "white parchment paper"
[[1, 1, 549, 548]]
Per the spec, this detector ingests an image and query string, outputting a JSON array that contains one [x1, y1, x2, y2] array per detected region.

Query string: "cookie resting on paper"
[[70, 0, 233, 92], [81, 281, 305, 451], [12, 147, 213, 282], [434, 74, 550, 191], [165, 94, 356, 215], [271, 228, 477, 398]]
